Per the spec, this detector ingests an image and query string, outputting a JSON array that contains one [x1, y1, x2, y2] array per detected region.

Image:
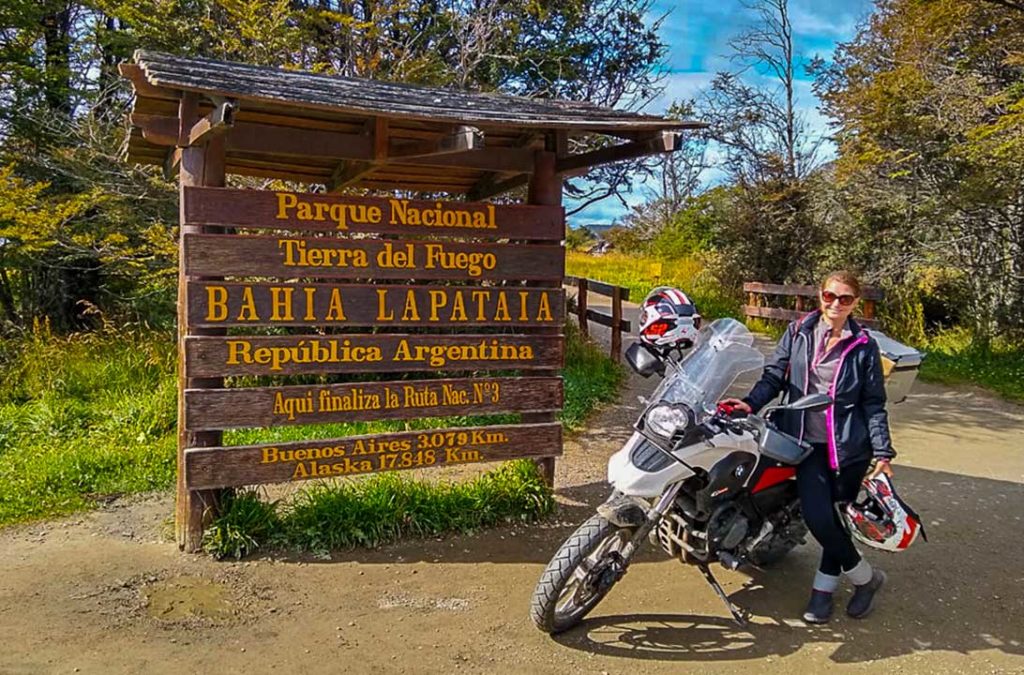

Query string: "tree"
[[815, 0, 1024, 344], [699, 0, 821, 185], [0, 0, 669, 330]]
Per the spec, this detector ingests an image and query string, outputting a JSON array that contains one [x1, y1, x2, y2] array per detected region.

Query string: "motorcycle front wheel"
[[529, 514, 635, 634]]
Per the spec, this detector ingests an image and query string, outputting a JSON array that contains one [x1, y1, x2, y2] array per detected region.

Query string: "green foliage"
[[202, 490, 284, 560], [648, 190, 721, 259], [0, 324, 177, 525], [565, 225, 596, 252], [566, 250, 740, 320], [920, 329, 1024, 403], [203, 460, 555, 558], [560, 321, 623, 429], [816, 0, 1024, 343], [0, 322, 618, 527]]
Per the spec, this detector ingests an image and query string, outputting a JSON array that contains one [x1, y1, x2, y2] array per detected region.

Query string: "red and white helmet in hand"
[[638, 286, 702, 349], [843, 473, 927, 552]]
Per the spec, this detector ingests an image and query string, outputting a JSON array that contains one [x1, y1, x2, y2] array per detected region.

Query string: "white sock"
[[844, 558, 873, 586], [813, 571, 840, 593]]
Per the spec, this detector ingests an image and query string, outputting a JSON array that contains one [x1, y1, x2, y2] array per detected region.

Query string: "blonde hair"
[[821, 270, 862, 297]]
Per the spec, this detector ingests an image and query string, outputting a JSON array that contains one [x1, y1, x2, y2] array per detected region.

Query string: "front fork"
[[599, 482, 684, 564], [598, 483, 749, 627]]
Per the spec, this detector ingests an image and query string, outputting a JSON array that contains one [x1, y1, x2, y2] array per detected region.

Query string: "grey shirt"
[[803, 318, 852, 443]]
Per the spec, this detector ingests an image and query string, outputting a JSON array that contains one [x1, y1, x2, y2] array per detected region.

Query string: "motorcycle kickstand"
[[697, 564, 750, 627]]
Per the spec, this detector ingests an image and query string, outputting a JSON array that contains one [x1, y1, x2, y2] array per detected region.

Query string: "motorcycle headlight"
[[646, 404, 689, 439]]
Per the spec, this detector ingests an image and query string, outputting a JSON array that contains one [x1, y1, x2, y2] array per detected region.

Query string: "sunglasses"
[[821, 290, 858, 306]]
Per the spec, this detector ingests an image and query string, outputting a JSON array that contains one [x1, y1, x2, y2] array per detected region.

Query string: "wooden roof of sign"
[[122, 51, 703, 196]]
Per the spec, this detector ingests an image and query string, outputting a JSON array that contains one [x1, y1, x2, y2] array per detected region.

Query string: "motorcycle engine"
[[708, 504, 749, 552]]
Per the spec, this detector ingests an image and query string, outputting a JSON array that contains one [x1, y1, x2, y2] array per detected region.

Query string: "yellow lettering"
[[325, 288, 347, 321], [270, 286, 294, 321], [429, 290, 447, 321], [494, 292, 511, 321], [303, 287, 316, 321], [237, 286, 258, 321], [205, 285, 228, 322], [401, 290, 420, 322], [537, 292, 554, 322], [226, 339, 250, 364], [450, 292, 467, 322], [275, 193, 297, 219], [377, 289, 395, 321]]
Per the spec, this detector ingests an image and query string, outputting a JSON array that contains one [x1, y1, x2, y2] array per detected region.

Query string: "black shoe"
[[847, 568, 887, 619], [802, 590, 833, 624]]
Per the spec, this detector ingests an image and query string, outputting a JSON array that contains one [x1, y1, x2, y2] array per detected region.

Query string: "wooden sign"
[[185, 422, 563, 489], [185, 376, 563, 430], [184, 333, 564, 377], [182, 233, 565, 281], [182, 187, 565, 240], [187, 282, 564, 327]]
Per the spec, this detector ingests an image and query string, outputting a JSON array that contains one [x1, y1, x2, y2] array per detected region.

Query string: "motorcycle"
[[530, 317, 833, 634]]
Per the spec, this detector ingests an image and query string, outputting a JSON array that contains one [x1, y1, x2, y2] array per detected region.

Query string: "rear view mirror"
[[625, 342, 664, 378], [783, 393, 833, 412]]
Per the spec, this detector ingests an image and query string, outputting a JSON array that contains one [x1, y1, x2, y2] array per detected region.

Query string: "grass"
[[0, 320, 621, 533], [918, 328, 1024, 402], [566, 251, 740, 320], [204, 460, 555, 559], [0, 323, 177, 525]]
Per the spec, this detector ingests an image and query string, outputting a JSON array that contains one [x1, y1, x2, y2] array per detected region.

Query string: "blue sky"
[[565, 0, 875, 226]]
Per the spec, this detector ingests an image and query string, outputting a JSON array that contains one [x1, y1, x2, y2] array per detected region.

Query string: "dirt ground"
[[2, 306, 1023, 674]]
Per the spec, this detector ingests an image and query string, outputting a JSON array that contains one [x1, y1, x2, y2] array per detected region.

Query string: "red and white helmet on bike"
[[638, 286, 702, 349], [843, 473, 926, 552]]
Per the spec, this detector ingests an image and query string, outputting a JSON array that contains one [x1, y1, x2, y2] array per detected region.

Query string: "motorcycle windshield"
[[653, 318, 765, 418]]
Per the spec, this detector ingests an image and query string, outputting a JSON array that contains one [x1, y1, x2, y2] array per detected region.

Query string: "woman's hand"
[[869, 459, 894, 479], [718, 398, 752, 415]]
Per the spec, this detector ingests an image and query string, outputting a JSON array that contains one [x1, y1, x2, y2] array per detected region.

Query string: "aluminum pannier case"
[[870, 331, 924, 404]]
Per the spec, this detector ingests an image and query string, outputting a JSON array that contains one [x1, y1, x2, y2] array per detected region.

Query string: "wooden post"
[[176, 93, 227, 552], [611, 286, 623, 363], [577, 278, 589, 338], [526, 148, 560, 488]]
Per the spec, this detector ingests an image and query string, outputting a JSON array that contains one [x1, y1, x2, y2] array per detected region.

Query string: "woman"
[[720, 271, 895, 624]]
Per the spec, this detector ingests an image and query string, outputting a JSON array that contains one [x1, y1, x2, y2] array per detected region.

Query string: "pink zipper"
[[826, 334, 870, 470]]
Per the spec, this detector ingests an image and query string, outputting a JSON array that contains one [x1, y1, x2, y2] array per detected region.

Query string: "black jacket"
[[742, 310, 895, 469]]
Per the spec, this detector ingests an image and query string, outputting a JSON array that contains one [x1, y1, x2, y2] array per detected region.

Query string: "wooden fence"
[[565, 276, 631, 361], [743, 282, 883, 328]]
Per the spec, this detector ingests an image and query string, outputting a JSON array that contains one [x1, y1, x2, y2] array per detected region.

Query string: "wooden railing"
[[565, 276, 631, 362], [743, 282, 883, 328]]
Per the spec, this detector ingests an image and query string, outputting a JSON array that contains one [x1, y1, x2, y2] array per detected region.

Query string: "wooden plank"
[[185, 422, 563, 490], [585, 308, 631, 332], [188, 100, 236, 146], [182, 187, 564, 240], [187, 282, 564, 328], [129, 113, 537, 173], [184, 333, 565, 378], [563, 276, 628, 300], [524, 147, 562, 488], [182, 233, 565, 282], [743, 282, 883, 301], [388, 125, 483, 159], [611, 285, 623, 362], [185, 375, 562, 430], [577, 278, 588, 339], [743, 304, 879, 328], [556, 132, 679, 176], [175, 103, 225, 554]]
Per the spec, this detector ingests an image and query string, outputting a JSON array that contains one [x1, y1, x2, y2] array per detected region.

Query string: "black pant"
[[797, 444, 870, 576]]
